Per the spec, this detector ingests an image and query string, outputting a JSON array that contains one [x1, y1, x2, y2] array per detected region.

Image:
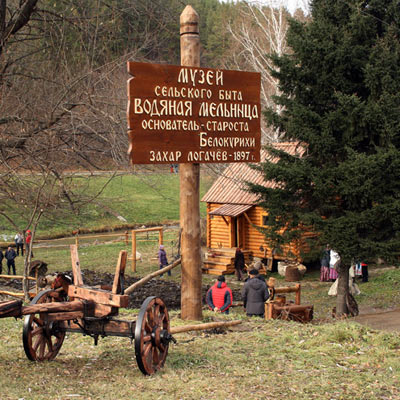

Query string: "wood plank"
[[93, 304, 118, 318], [47, 311, 85, 322], [112, 250, 127, 294], [68, 285, 129, 308], [0, 290, 25, 299], [58, 317, 135, 336], [0, 299, 23, 318], [0, 274, 36, 281], [21, 300, 85, 316], [202, 268, 233, 275], [133, 226, 163, 233], [70, 245, 83, 286], [170, 320, 241, 334]]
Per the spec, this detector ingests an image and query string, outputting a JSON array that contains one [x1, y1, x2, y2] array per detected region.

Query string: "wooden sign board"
[[127, 62, 260, 164]]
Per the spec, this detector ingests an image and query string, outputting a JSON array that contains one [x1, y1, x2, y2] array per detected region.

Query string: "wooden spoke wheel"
[[23, 289, 66, 361], [134, 296, 172, 375]]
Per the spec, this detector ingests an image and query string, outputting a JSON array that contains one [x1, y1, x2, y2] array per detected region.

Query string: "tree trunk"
[[336, 263, 349, 316]]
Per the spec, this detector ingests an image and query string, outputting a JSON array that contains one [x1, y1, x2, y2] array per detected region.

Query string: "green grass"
[[1, 170, 400, 399], [2, 235, 400, 399], [0, 172, 213, 238], [0, 314, 399, 399]]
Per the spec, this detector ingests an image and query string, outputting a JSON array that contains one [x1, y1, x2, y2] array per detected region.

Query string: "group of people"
[[320, 244, 340, 282], [0, 230, 33, 276], [320, 244, 369, 284], [207, 268, 270, 318], [158, 242, 269, 317], [159, 242, 368, 317]]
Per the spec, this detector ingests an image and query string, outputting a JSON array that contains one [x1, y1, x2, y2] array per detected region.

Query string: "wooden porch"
[[202, 247, 253, 275]]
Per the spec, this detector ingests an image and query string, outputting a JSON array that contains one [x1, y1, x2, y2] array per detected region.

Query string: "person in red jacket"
[[25, 229, 34, 258], [206, 275, 233, 314]]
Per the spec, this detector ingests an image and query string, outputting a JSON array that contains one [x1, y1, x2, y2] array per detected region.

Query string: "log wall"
[[207, 203, 231, 249], [207, 203, 315, 262]]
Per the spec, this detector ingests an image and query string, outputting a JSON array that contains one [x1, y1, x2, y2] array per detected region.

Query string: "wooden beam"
[[243, 212, 252, 225], [275, 284, 301, 305], [125, 258, 181, 295], [59, 317, 135, 337], [131, 230, 136, 272], [112, 250, 127, 294], [70, 245, 83, 286], [180, 5, 202, 321], [170, 320, 241, 334], [68, 285, 129, 308], [133, 226, 163, 234], [0, 300, 85, 318], [0, 274, 36, 281], [0, 290, 25, 298]]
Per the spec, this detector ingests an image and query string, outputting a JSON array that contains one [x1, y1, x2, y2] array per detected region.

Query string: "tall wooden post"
[[131, 230, 136, 272], [180, 5, 202, 320]]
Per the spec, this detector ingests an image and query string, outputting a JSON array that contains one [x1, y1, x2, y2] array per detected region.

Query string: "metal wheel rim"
[[22, 289, 66, 361], [134, 296, 170, 375]]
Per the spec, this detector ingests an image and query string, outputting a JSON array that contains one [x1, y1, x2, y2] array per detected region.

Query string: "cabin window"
[[261, 213, 269, 227]]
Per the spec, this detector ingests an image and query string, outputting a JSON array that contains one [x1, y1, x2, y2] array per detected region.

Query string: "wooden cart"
[[0, 247, 175, 375]]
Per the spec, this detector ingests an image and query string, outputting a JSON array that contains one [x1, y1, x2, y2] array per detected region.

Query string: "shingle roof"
[[201, 142, 303, 205], [209, 203, 253, 217]]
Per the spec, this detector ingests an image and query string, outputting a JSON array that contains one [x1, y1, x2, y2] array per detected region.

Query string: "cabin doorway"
[[230, 216, 245, 248]]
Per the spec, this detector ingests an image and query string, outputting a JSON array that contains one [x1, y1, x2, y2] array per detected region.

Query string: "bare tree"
[[227, 2, 291, 143], [0, 1, 164, 298]]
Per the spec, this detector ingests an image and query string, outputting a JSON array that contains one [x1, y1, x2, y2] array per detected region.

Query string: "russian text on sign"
[[127, 61, 261, 164]]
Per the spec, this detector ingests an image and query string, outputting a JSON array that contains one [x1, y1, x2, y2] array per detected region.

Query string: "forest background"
[[0, 0, 307, 238]]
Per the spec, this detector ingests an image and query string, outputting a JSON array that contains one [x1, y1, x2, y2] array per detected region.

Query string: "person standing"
[[206, 275, 233, 314], [320, 244, 330, 282], [234, 247, 245, 281], [329, 249, 340, 281], [158, 244, 171, 277], [242, 269, 269, 317], [0, 249, 3, 275], [25, 229, 33, 258], [14, 232, 24, 256], [5, 246, 17, 275], [361, 261, 369, 282]]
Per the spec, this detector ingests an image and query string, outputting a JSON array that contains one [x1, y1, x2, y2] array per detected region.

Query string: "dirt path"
[[354, 307, 400, 332]]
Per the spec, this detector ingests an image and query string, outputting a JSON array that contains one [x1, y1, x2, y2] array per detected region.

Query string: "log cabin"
[[201, 142, 315, 275]]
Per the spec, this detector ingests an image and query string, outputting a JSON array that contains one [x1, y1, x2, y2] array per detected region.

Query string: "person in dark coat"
[[0, 249, 3, 275], [206, 275, 233, 314], [158, 244, 171, 277], [242, 269, 269, 317], [5, 246, 17, 275], [234, 247, 245, 281], [361, 262, 369, 282]]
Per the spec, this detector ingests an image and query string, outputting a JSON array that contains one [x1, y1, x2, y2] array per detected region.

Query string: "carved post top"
[[180, 5, 199, 35]]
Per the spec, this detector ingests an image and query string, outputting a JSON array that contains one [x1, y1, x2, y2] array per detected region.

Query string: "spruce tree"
[[250, 0, 400, 315]]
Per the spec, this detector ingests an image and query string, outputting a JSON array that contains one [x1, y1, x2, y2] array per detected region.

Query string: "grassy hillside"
[[0, 172, 213, 238]]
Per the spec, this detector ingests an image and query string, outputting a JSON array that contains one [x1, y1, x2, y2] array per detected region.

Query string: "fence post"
[[75, 234, 79, 249], [131, 230, 136, 272]]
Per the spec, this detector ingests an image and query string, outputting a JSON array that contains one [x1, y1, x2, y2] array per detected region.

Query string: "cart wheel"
[[23, 289, 66, 361], [134, 296, 172, 375]]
